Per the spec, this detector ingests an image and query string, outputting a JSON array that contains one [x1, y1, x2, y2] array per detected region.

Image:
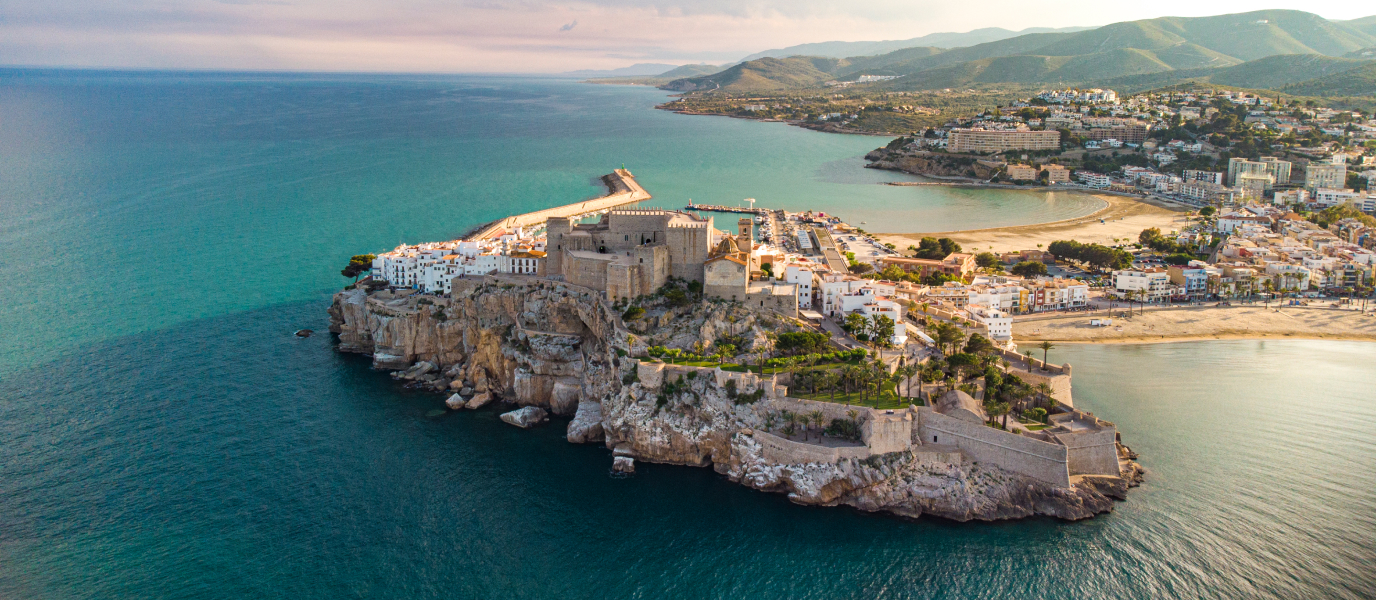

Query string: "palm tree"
[[1035, 382, 1055, 409], [808, 410, 825, 441], [902, 364, 919, 400], [1038, 341, 1056, 369], [842, 365, 861, 397]]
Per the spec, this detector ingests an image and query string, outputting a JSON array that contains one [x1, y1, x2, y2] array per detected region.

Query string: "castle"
[[545, 209, 799, 314]]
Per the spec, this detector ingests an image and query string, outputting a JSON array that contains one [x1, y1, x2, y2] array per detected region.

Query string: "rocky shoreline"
[[328, 275, 1142, 522]]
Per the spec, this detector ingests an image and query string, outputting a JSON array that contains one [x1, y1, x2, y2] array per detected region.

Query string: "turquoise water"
[[0, 70, 1098, 374], [2, 71, 1373, 599]]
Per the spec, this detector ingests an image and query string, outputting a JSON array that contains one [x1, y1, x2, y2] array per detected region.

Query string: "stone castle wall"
[[914, 407, 1070, 487], [745, 288, 800, 316], [752, 431, 870, 465], [635, 361, 785, 399], [563, 252, 614, 292], [1057, 427, 1119, 476], [667, 220, 711, 283]]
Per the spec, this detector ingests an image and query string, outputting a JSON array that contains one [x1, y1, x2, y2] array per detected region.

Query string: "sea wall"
[[914, 407, 1071, 487], [753, 431, 870, 465]]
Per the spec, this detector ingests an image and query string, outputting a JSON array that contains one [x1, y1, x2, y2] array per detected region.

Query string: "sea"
[[1, 70, 1372, 599]]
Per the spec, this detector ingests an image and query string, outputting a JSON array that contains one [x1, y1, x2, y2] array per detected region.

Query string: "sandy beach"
[[1016, 305, 1376, 344], [875, 193, 1191, 254]]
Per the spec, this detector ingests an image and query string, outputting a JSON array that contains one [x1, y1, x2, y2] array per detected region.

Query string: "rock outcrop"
[[500, 407, 549, 428], [329, 275, 1141, 522], [567, 400, 605, 444]]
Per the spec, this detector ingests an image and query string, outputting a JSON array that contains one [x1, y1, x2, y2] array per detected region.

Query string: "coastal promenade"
[[465, 169, 651, 241]]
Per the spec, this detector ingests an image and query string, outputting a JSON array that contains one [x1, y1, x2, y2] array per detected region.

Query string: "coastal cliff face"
[[329, 276, 1140, 522]]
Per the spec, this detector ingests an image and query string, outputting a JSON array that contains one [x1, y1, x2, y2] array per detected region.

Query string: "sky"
[[0, 0, 1372, 73]]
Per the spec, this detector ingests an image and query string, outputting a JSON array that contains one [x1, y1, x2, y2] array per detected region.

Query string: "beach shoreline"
[[874, 193, 1191, 254], [1013, 305, 1376, 346]]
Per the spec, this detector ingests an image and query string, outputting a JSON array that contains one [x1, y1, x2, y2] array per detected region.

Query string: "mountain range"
[[737, 26, 1095, 61], [659, 10, 1376, 99]]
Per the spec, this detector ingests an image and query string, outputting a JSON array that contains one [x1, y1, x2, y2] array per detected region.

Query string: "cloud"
[[558, 20, 577, 32]]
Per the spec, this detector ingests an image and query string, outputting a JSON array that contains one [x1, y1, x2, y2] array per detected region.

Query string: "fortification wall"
[[636, 361, 787, 399], [752, 431, 870, 465], [915, 407, 1070, 487], [667, 224, 710, 283], [767, 397, 866, 425], [745, 288, 799, 316], [865, 412, 914, 454], [563, 253, 612, 292], [995, 346, 1071, 376], [1057, 428, 1120, 476]]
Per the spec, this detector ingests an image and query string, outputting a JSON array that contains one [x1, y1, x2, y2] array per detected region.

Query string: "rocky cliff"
[[329, 275, 1140, 522]]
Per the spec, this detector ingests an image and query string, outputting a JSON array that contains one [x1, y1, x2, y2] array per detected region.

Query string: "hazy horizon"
[[1, 1, 1372, 74]]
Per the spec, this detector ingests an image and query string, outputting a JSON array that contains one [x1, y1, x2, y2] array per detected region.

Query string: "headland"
[[331, 170, 1145, 522]]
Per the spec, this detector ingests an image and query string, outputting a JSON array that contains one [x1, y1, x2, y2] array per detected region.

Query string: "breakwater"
[[465, 169, 651, 241]]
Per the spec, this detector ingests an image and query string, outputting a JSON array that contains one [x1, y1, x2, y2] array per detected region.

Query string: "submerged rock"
[[500, 406, 548, 428]]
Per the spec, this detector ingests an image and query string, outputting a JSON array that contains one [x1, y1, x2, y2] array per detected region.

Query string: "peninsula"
[[330, 170, 1145, 522]]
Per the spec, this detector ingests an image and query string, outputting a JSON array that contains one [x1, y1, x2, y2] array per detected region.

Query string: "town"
[[868, 87, 1376, 210]]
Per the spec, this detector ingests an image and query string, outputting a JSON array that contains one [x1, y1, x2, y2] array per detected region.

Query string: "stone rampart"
[[1056, 428, 1119, 476], [915, 407, 1070, 487], [636, 361, 787, 399], [767, 396, 868, 425], [752, 431, 870, 465], [996, 346, 1071, 376], [866, 411, 913, 455]]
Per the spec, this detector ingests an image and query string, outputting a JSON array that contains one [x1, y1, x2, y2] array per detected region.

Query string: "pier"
[[465, 169, 651, 241], [683, 201, 768, 215]]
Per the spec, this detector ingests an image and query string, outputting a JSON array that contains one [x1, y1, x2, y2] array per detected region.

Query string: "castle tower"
[[545, 216, 573, 276]]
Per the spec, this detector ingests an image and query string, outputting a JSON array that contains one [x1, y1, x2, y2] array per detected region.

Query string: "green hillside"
[[1049, 48, 1175, 81], [1029, 10, 1374, 61], [1342, 16, 1376, 37], [1150, 43, 1242, 69], [660, 10, 1376, 95], [1282, 63, 1376, 97], [655, 64, 726, 79], [662, 57, 845, 91], [1209, 54, 1373, 89], [844, 32, 1075, 77]]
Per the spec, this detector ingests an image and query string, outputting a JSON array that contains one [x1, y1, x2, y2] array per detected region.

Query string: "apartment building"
[[1305, 162, 1347, 191], [1112, 268, 1172, 302], [948, 128, 1060, 153]]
